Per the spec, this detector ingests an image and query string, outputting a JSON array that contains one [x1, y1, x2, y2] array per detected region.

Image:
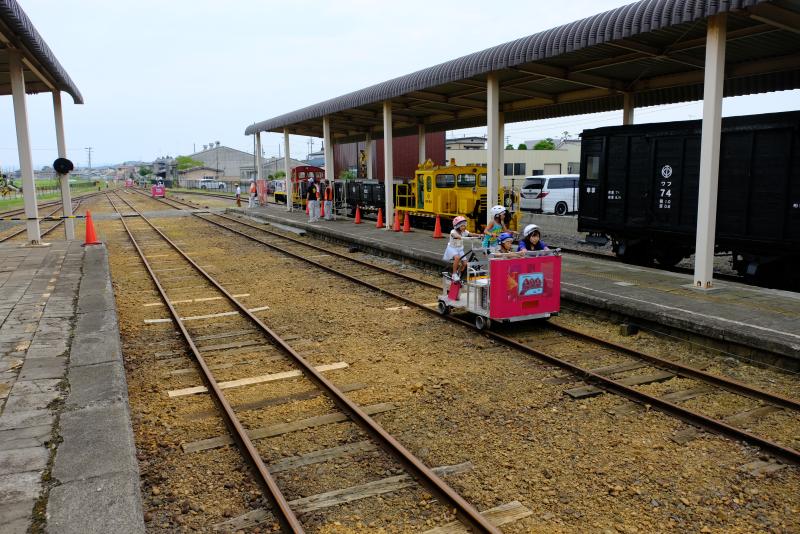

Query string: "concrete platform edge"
[[231, 208, 798, 363], [45, 244, 144, 534]]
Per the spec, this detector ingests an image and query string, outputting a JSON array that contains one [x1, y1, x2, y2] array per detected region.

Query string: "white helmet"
[[523, 224, 540, 238], [490, 205, 506, 217]]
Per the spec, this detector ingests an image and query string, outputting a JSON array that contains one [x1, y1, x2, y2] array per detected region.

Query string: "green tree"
[[517, 143, 528, 150], [533, 138, 556, 150], [274, 170, 286, 179], [505, 144, 514, 150], [267, 174, 274, 180], [138, 166, 152, 177], [175, 155, 205, 170], [339, 170, 355, 180]]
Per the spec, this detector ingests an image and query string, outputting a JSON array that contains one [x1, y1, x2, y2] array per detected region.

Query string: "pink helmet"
[[452, 216, 467, 228]]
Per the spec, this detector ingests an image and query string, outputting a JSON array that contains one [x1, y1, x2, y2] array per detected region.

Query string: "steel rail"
[[111, 191, 499, 533], [107, 192, 305, 533], [185, 210, 800, 465], [195, 210, 800, 414]]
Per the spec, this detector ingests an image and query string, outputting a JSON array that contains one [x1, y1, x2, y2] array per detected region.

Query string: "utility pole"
[[307, 138, 314, 158], [85, 147, 93, 169]]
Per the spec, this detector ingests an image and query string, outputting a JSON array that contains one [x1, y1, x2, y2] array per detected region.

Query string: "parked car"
[[520, 174, 579, 215], [199, 178, 226, 190]]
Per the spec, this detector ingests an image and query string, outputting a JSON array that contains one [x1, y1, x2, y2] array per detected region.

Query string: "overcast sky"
[[1, 0, 797, 171]]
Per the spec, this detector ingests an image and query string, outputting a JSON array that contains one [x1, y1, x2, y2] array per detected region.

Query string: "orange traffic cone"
[[306, 201, 309, 215], [402, 211, 412, 233], [354, 206, 362, 224], [83, 210, 101, 246], [432, 215, 443, 238], [320, 200, 325, 218], [392, 211, 401, 232], [376, 208, 384, 229]]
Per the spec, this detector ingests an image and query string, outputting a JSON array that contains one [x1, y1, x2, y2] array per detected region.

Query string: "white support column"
[[382, 101, 393, 229], [9, 50, 41, 244], [52, 91, 74, 240], [693, 14, 727, 289], [283, 129, 291, 211], [255, 132, 263, 205], [365, 132, 373, 180], [622, 92, 635, 125], [498, 111, 505, 192], [323, 116, 335, 219], [255, 132, 263, 181], [486, 72, 500, 227], [417, 124, 426, 164]]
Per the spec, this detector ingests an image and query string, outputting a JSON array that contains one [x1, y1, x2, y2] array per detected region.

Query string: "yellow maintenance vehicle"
[[394, 159, 520, 233]]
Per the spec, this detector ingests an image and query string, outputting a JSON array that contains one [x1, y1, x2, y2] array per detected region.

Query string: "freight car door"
[[578, 139, 603, 225]]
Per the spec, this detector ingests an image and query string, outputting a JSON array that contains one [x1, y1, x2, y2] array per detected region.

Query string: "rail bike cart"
[[437, 243, 561, 330], [125, 178, 134, 188], [151, 182, 166, 198]]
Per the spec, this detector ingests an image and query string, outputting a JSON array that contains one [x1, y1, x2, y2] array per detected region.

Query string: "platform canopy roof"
[[246, 0, 800, 143], [0, 0, 83, 104]]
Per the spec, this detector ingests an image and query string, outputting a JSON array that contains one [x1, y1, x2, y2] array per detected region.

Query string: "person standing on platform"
[[235, 183, 242, 207], [323, 179, 333, 221], [306, 179, 318, 222], [248, 180, 257, 208]]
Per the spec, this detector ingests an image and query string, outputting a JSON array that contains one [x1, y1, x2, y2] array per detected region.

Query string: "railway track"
[[127, 188, 800, 468], [108, 191, 498, 533], [0, 189, 104, 219], [0, 194, 92, 243]]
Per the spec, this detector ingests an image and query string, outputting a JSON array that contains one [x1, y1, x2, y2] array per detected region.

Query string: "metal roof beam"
[[608, 39, 705, 70], [509, 64, 626, 91], [748, 3, 800, 35], [406, 90, 485, 110]]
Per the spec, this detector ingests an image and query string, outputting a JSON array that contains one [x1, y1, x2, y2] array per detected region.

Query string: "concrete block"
[[0, 471, 41, 503], [18, 358, 67, 380], [65, 361, 128, 409], [76, 291, 116, 314], [46, 472, 144, 534], [0, 424, 52, 450], [74, 309, 118, 334], [0, 409, 54, 431], [68, 331, 120, 367], [52, 404, 137, 483], [0, 447, 48, 474], [2, 391, 61, 414], [8, 379, 61, 396]]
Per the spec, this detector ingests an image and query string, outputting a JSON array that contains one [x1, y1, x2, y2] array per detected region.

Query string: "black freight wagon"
[[578, 111, 800, 286]]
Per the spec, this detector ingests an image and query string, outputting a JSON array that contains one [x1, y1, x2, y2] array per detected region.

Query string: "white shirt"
[[447, 228, 475, 249], [235, 185, 241, 195]]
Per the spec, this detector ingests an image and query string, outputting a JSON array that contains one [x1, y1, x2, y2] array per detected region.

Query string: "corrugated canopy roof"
[[246, 0, 800, 143], [0, 0, 83, 104]]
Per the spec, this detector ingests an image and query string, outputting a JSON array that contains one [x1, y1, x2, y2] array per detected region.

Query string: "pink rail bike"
[[437, 242, 562, 330]]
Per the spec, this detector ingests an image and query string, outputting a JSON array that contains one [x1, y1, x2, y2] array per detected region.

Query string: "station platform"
[[234, 203, 800, 369], [0, 242, 143, 533]]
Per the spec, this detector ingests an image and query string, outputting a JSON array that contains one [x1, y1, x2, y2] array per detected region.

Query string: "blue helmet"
[[499, 232, 514, 244]]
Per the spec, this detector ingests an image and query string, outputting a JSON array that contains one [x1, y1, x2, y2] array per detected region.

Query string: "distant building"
[[447, 142, 581, 187], [305, 149, 325, 168], [240, 156, 308, 182], [189, 142, 253, 182], [445, 136, 486, 150], [178, 166, 223, 185]]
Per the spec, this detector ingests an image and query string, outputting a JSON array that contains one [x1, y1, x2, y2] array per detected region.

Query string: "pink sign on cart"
[[488, 255, 561, 319]]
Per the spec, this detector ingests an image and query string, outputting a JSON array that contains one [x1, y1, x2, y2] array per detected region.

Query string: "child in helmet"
[[518, 224, 549, 252], [443, 216, 479, 282], [495, 232, 516, 254], [482, 205, 508, 251]]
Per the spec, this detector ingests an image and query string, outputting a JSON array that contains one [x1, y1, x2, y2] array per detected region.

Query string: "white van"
[[519, 174, 579, 215]]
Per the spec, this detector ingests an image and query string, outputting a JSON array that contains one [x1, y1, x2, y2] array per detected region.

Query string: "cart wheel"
[[437, 301, 449, 315], [474, 315, 490, 331]]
